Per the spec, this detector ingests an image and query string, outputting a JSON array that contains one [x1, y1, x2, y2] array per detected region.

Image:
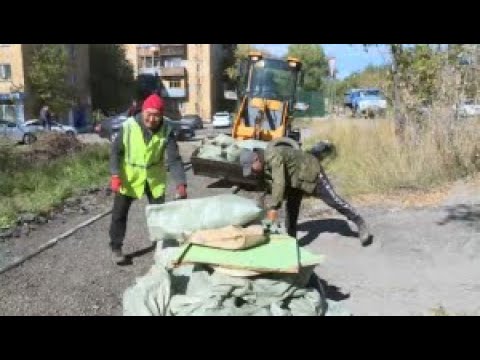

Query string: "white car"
[[212, 112, 232, 128], [24, 119, 78, 137], [455, 101, 480, 117]]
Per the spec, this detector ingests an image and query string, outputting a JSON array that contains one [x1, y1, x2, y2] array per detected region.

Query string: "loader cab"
[[228, 52, 306, 141]]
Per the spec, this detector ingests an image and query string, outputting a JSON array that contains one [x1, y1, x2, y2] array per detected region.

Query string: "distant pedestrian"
[[39, 105, 52, 131]]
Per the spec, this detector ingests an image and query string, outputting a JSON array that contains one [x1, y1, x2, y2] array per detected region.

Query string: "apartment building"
[[0, 44, 90, 125], [123, 44, 231, 121]]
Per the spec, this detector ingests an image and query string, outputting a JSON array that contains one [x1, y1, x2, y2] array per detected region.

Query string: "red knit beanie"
[[142, 94, 165, 112]]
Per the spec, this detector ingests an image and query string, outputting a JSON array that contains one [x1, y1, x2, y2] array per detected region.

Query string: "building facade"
[[123, 44, 231, 121], [0, 44, 90, 125]]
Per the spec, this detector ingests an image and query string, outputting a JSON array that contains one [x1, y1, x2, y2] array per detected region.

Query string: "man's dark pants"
[[285, 168, 362, 238], [109, 184, 164, 250]]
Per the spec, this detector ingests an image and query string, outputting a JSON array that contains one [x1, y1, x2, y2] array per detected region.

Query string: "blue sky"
[[253, 44, 391, 79]]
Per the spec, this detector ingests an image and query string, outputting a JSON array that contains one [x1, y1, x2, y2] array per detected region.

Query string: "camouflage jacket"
[[263, 145, 322, 210]]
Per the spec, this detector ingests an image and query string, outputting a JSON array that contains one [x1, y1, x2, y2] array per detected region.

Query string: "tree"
[[287, 44, 329, 92], [89, 44, 135, 114], [336, 65, 391, 102], [363, 44, 448, 134], [225, 44, 258, 82], [27, 44, 75, 115]]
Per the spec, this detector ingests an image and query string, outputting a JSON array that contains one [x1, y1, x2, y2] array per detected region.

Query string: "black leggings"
[[285, 169, 361, 238], [109, 184, 164, 250]]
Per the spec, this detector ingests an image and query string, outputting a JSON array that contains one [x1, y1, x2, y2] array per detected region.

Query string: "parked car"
[[24, 119, 78, 137], [94, 112, 195, 142], [0, 119, 37, 144], [212, 111, 232, 128], [94, 111, 129, 142], [181, 114, 203, 129], [171, 119, 197, 140], [455, 100, 480, 118], [346, 88, 387, 118]]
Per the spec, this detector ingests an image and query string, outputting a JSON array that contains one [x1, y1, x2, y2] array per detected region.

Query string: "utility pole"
[[328, 57, 337, 116]]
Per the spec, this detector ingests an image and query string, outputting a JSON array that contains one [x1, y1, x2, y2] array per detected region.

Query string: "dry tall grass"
[[305, 112, 480, 197]]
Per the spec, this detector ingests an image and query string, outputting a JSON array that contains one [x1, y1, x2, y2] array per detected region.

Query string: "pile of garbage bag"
[[123, 194, 352, 316], [123, 242, 351, 316], [196, 134, 267, 163]]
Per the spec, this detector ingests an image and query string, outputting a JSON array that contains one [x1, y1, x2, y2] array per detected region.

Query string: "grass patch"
[[0, 143, 110, 228], [304, 115, 480, 197]]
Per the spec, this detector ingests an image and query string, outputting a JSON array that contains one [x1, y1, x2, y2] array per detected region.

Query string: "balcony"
[[160, 66, 185, 77], [163, 87, 186, 98], [137, 46, 159, 57], [138, 66, 186, 77], [138, 67, 161, 76], [158, 44, 186, 57]]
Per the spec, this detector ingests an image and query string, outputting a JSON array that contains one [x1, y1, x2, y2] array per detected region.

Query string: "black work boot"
[[111, 247, 126, 265], [353, 217, 373, 247]]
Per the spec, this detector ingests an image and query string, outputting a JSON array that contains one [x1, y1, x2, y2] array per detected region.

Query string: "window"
[[0, 64, 12, 80], [169, 80, 181, 88], [140, 56, 159, 69], [0, 104, 17, 121], [145, 56, 151, 68], [163, 57, 183, 68]]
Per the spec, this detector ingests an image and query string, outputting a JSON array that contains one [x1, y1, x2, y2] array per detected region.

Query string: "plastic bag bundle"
[[146, 194, 264, 242]]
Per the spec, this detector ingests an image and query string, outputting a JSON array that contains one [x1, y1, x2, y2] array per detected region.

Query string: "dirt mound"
[[24, 133, 84, 163]]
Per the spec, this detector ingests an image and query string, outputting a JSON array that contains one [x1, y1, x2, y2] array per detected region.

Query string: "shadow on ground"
[[118, 244, 157, 266], [297, 219, 357, 246], [437, 204, 480, 230], [206, 179, 234, 189]]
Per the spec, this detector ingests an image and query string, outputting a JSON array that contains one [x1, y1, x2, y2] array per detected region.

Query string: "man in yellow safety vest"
[[108, 93, 187, 264]]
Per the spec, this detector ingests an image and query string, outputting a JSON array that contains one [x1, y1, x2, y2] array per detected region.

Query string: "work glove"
[[266, 209, 279, 222], [110, 175, 122, 193], [175, 184, 187, 200], [262, 219, 282, 235]]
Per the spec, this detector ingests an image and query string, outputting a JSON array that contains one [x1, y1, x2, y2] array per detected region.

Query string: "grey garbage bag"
[[212, 133, 235, 147], [123, 265, 172, 316], [226, 144, 242, 162], [146, 194, 264, 242], [236, 139, 268, 151], [123, 260, 327, 316], [197, 144, 224, 161]]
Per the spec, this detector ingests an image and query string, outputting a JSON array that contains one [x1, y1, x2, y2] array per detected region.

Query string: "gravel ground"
[[1, 128, 479, 316]]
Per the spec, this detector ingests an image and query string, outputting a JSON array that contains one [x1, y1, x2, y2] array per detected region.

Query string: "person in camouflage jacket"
[[239, 144, 373, 246]]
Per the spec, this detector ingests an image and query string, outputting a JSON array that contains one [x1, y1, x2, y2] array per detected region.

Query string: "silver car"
[[24, 119, 78, 137], [0, 119, 37, 144]]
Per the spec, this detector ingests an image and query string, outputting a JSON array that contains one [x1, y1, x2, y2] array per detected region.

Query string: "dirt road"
[[1, 130, 479, 316]]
